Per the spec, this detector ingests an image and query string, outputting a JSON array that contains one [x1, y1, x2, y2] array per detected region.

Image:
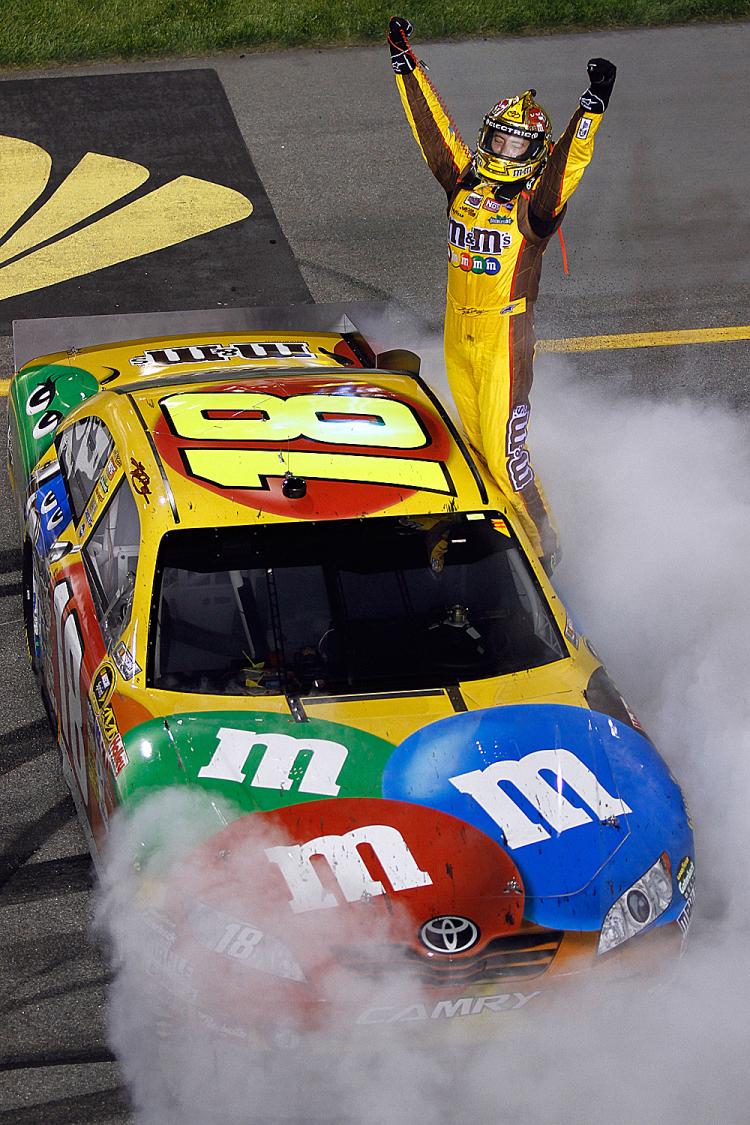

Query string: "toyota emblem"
[[419, 915, 480, 954]]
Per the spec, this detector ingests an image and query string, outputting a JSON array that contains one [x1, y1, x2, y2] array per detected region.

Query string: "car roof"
[[57, 329, 496, 528]]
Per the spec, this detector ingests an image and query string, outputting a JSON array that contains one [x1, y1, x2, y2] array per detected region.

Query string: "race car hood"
[[120, 704, 692, 934], [383, 704, 693, 929]]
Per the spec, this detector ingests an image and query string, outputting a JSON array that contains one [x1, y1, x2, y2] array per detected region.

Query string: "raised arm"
[[387, 16, 472, 196], [529, 59, 617, 234]]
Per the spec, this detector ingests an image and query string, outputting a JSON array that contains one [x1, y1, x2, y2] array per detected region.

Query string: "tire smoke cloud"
[[96, 338, 748, 1123]]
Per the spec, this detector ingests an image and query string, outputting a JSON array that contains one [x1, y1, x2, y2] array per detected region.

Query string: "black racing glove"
[[579, 58, 617, 113], [388, 16, 417, 74]]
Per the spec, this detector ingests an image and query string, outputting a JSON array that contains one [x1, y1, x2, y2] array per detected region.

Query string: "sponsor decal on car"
[[677, 895, 694, 935], [77, 449, 122, 540], [178, 800, 524, 983], [14, 364, 101, 476], [129, 458, 151, 504], [356, 991, 541, 1024], [32, 468, 71, 556], [123, 712, 395, 811], [152, 378, 455, 518], [384, 704, 695, 930], [677, 856, 695, 897], [565, 616, 579, 647], [86, 700, 110, 828], [92, 661, 117, 709], [129, 341, 315, 367], [107, 732, 129, 776], [90, 663, 129, 777], [265, 820, 434, 915], [112, 640, 141, 681], [447, 745, 629, 850]]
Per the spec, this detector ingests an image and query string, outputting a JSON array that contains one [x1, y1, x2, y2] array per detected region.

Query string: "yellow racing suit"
[[393, 64, 606, 562]]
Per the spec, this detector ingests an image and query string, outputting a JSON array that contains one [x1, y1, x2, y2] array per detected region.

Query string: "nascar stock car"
[[7, 304, 695, 1041]]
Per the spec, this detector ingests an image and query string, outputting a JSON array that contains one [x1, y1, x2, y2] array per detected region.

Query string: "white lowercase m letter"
[[265, 824, 433, 914]]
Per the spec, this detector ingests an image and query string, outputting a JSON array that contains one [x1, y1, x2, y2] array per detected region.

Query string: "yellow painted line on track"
[[0, 325, 747, 399], [537, 325, 750, 353]]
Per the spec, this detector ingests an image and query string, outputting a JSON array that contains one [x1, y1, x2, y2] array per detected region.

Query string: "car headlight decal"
[[597, 853, 673, 956]]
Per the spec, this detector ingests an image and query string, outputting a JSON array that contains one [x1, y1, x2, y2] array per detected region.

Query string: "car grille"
[[334, 930, 563, 988]]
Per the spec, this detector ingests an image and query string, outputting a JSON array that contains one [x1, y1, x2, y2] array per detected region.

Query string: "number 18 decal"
[[158, 388, 453, 497]]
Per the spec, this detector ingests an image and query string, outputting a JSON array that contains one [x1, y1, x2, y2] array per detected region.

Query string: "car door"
[[50, 416, 141, 847]]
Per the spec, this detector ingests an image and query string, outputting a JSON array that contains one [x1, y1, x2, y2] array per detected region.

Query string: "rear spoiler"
[[12, 302, 423, 374]]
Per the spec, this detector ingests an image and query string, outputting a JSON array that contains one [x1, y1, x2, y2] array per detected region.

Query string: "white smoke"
[[96, 788, 446, 1124], [477, 355, 750, 1124], [97, 343, 750, 1123], [534, 356, 750, 914]]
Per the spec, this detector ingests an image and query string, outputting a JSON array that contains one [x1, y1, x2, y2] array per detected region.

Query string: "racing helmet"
[[474, 90, 551, 188]]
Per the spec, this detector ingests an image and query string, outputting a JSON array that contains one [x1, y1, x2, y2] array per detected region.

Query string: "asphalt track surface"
[[0, 22, 749, 1122], [0, 68, 310, 332]]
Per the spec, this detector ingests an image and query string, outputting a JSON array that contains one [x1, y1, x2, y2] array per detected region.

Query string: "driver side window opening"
[[56, 416, 115, 524], [82, 479, 141, 651]]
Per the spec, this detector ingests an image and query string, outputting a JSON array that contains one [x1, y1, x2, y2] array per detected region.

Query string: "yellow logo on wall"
[[0, 135, 253, 301]]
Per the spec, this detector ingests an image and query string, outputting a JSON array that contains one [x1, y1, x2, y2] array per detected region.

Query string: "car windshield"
[[148, 513, 566, 697]]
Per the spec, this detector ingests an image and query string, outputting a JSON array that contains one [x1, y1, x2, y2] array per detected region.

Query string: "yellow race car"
[[8, 306, 694, 1043]]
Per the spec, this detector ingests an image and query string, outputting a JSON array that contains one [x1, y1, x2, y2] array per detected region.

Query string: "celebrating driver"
[[387, 16, 616, 571]]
